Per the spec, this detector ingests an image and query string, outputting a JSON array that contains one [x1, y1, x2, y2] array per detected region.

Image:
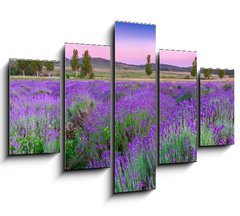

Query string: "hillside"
[[65, 57, 156, 71]]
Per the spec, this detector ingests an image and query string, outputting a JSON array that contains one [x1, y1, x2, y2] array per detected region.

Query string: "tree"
[[35, 60, 43, 77], [16, 59, 28, 76], [145, 54, 152, 77], [71, 49, 79, 78], [203, 68, 213, 80], [44, 61, 54, 77], [191, 57, 197, 78], [29, 61, 38, 76], [81, 50, 93, 79], [218, 69, 225, 79], [28, 60, 42, 77], [208, 68, 213, 79], [203, 68, 209, 79]]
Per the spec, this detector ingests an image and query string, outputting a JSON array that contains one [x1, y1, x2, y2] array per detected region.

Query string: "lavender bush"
[[115, 81, 156, 193], [9, 80, 60, 155], [159, 82, 197, 164], [200, 81, 234, 146], [65, 80, 110, 170]]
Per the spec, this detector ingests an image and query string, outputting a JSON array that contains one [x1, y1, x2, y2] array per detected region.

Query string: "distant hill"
[[65, 57, 110, 69], [160, 64, 192, 72], [65, 57, 156, 71], [115, 62, 156, 71], [200, 68, 234, 76]]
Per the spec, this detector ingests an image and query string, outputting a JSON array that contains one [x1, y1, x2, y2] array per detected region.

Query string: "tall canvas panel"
[[65, 43, 111, 170], [200, 68, 234, 146], [114, 21, 156, 193], [159, 50, 197, 164], [9, 59, 60, 155]]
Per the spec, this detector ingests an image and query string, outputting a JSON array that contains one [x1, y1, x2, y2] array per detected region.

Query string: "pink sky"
[[116, 39, 156, 65], [115, 22, 156, 65], [65, 44, 110, 60], [160, 50, 196, 67]]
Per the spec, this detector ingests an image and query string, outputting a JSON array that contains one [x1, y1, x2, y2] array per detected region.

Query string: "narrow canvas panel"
[[200, 68, 234, 146], [64, 43, 110, 170], [159, 50, 197, 164], [114, 21, 156, 193], [9, 59, 60, 155]]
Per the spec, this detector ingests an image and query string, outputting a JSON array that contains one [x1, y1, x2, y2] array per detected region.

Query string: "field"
[[200, 81, 234, 146], [115, 81, 156, 193], [160, 71, 192, 80], [66, 67, 155, 80], [65, 80, 110, 170], [65, 67, 111, 80], [159, 81, 197, 164], [9, 79, 60, 155]]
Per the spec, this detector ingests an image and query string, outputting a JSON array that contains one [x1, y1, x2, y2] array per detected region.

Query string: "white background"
[[0, 0, 239, 215]]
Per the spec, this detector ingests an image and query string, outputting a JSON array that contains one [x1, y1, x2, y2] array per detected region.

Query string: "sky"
[[65, 44, 110, 60], [160, 50, 196, 67], [115, 22, 156, 65]]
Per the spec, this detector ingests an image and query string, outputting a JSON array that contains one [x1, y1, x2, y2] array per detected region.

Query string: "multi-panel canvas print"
[[200, 68, 234, 146], [9, 59, 60, 155], [65, 43, 110, 170], [114, 21, 156, 193], [159, 50, 197, 164]]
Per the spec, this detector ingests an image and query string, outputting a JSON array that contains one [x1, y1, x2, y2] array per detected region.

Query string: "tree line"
[[70, 49, 93, 79], [203, 68, 225, 79], [9, 60, 55, 77]]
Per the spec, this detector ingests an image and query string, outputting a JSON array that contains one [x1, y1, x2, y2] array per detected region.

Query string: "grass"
[[10, 76, 60, 80], [160, 71, 194, 80]]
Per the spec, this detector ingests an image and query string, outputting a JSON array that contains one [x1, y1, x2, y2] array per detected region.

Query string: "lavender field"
[[9, 80, 60, 155], [200, 81, 234, 146], [159, 82, 197, 164], [115, 81, 156, 193], [65, 80, 110, 170]]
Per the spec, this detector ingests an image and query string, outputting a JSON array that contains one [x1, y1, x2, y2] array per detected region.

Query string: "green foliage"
[[202, 86, 211, 95], [10, 59, 55, 77], [71, 49, 80, 78], [145, 54, 152, 76], [28, 61, 40, 76], [209, 68, 213, 78], [44, 61, 54, 77], [68, 100, 91, 119], [44, 61, 54, 71], [203, 68, 212, 79], [191, 57, 197, 78], [218, 69, 225, 79], [35, 60, 43, 76], [203, 69, 208, 79], [16, 59, 28, 76], [88, 71, 95, 79], [223, 83, 232, 91], [160, 129, 197, 164], [115, 111, 152, 152], [176, 93, 192, 103], [11, 134, 44, 154], [200, 125, 214, 146], [80, 50, 93, 79], [65, 98, 110, 170], [77, 72, 85, 79]]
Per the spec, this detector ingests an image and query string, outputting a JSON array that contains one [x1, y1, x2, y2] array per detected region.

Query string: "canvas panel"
[[64, 43, 111, 170], [114, 21, 156, 193], [200, 67, 234, 146], [159, 50, 197, 164], [9, 59, 60, 155]]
